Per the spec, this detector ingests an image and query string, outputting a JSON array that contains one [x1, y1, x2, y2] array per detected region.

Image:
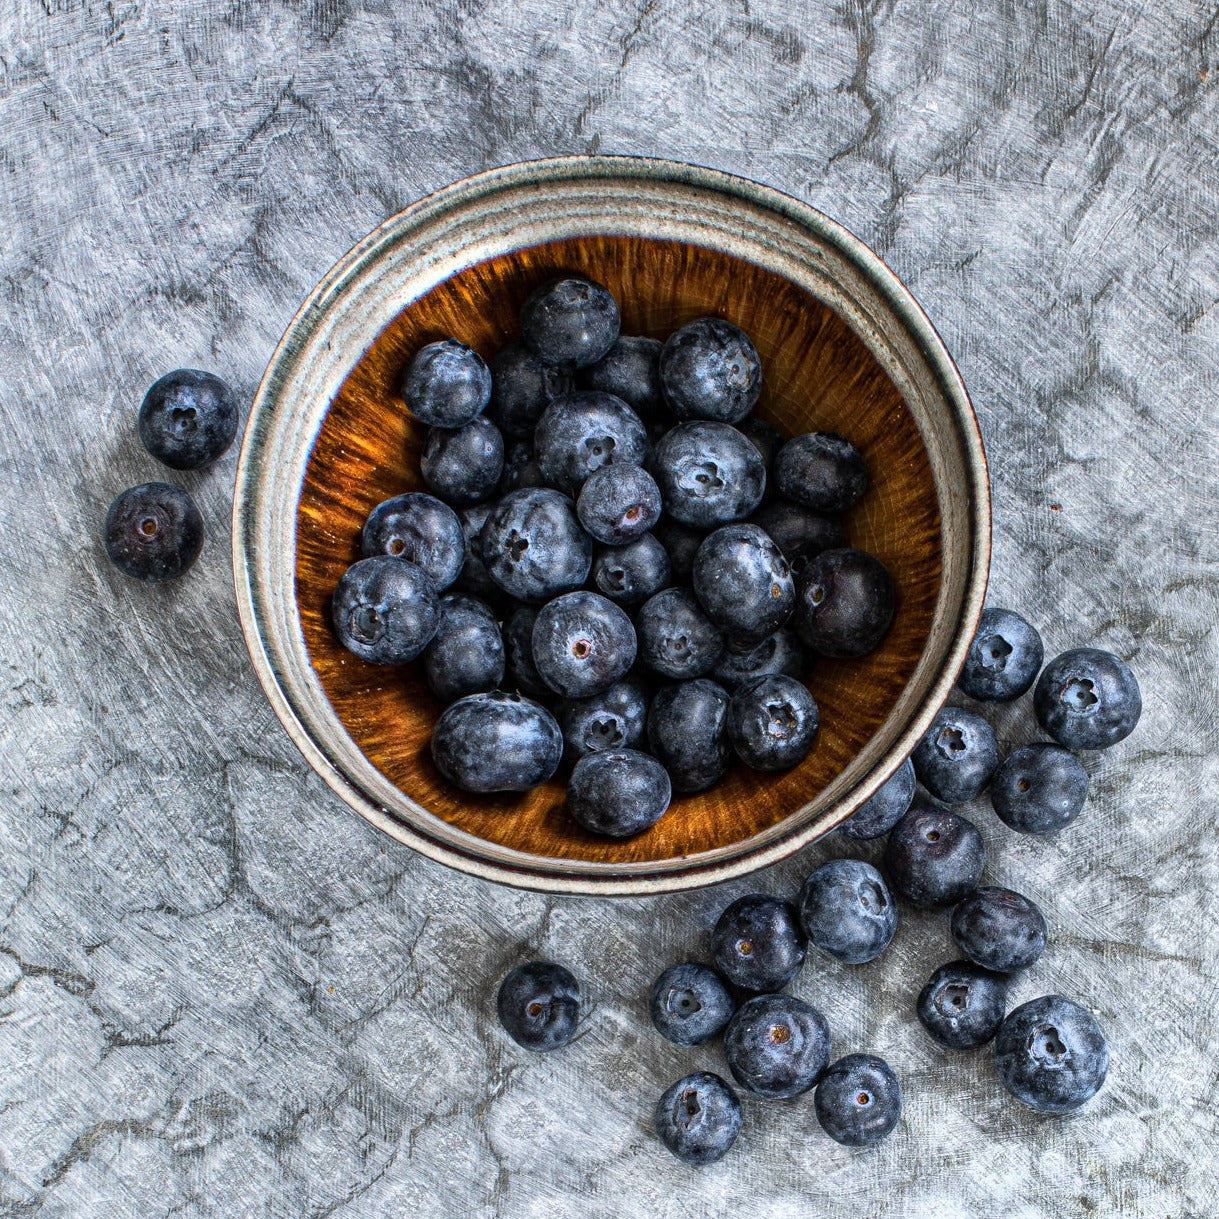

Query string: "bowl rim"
[[232, 153, 990, 896]]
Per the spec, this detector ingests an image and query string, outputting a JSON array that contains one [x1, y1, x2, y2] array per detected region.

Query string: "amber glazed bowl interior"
[[233, 156, 989, 896]]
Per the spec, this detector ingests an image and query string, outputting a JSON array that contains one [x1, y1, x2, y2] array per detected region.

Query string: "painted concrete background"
[[1, 1, 1216, 1215]]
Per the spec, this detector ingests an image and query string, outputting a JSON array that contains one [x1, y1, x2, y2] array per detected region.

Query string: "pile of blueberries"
[[330, 275, 895, 835], [496, 607, 1140, 1164]]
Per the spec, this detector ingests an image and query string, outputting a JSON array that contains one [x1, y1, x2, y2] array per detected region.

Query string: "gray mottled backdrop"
[[1, 1, 1216, 1215]]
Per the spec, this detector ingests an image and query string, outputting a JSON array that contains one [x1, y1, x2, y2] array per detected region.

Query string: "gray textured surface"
[[1, 1, 1216, 1215]]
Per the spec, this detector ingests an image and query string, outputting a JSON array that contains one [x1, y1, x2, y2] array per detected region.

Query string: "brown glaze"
[[295, 235, 941, 864]]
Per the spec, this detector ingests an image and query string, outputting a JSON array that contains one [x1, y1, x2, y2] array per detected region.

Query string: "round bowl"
[[233, 155, 989, 896]]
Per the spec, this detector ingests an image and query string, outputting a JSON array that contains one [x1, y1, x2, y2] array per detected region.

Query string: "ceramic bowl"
[[233, 155, 989, 895]]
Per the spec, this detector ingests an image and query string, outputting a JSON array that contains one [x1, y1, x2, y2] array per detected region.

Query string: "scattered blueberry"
[[521, 276, 620, 369], [454, 502, 499, 598], [501, 605, 551, 699], [568, 748, 672, 837], [331, 555, 438, 664], [104, 482, 204, 582], [497, 438, 544, 496], [990, 743, 1090, 834], [839, 756, 916, 840], [655, 1072, 742, 1165], [958, 607, 1044, 702], [420, 416, 505, 506], [531, 590, 637, 698], [649, 963, 735, 1047], [580, 335, 664, 417], [651, 421, 767, 528], [647, 678, 732, 792], [916, 960, 1008, 1049], [430, 691, 563, 792], [557, 677, 649, 758], [711, 894, 807, 992], [480, 488, 592, 603], [951, 887, 1048, 973], [496, 961, 581, 1051], [576, 463, 662, 545], [773, 432, 867, 512], [534, 391, 648, 495], [795, 548, 895, 658], [738, 416, 784, 470], [749, 500, 844, 570], [651, 518, 707, 581], [712, 627, 809, 692], [883, 798, 986, 909], [422, 594, 505, 703], [636, 588, 724, 681], [814, 1055, 902, 1147], [401, 338, 491, 429], [723, 993, 830, 1099], [487, 342, 572, 438], [659, 317, 762, 424], [798, 859, 896, 965], [727, 674, 819, 772], [692, 524, 795, 650], [361, 492, 465, 591], [138, 369, 239, 470], [1033, 647, 1142, 750], [994, 995, 1109, 1112], [591, 534, 671, 606], [911, 705, 1000, 804]]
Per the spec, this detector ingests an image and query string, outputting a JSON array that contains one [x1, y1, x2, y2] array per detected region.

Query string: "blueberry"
[[958, 607, 1044, 702], [138, 370, 239, 470], [738, 416, 785, 471], [422, 594, 505, 703], [480, 488, 592, 603], [839, 757, 916, 840], [1033, 647, 1142, 750], [361, 492, 465, 591], [651, 518, 707, 581], [994, 995, 1109, 1113], [576, 464, 662, 545], [454, 502, 499, 598], [591, 534, 671, 606], [723, 994, 829, 1099], [990, 744, 1090, 834], [636, 588, 724, 681], [580, 335, 664, 418], [883, 799, 986, 909], [420, 416, 504, 506], [104, 482, 204, 582], [693, 523, 794, 649], [659, 317, 762, 424], [487, 342, 573, 438], [533, 391, 648, 496], [916, 960, 1007, 1049], [331, 555, 439, 664], [797, 859, 896, 965], [711, 894, 807, 992], [647, 678, 732, 792], [431, 691, 562, 792], [712, 627, 809, 692], [651, 422, 767, 528], [749, 500, 844, 570], [649, 963, 736, 1047], [401, 338, 491, 429], [795, 548, 895, 658], [773, 432, 867, 512], [502, 606, 550, 699], [532, 591, 637, 698], [497, 439, 544, 496], [911, 706, 1000, 804], [727, 674, 819, 772], [557, 676, 649, 758], [951, 887, 1048, 972], [496, 961, 581, 1051], [814, 1055, 902, 1147], [655, 1072, 742, 1165], [521, 276, 620, 369], [568, 748, 671, 837]]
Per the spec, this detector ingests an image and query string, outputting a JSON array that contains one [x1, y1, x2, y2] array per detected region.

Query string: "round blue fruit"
[[958, 606, 1044, 701], [773, 432, 867, 512], [580, 335, 664, 418], [795, 548, 895, 658], [420, 416, 504, 506], [883, 799, 986, 909], [692, 523, 794, 650], [497, 438, 544, 497], [422, 594, 505, 704], [798, 859, 896, 965], [401, 338, 491, 429], [430, 691, 562, 792], [659, 317, 762, 424], [636, 588, 724, 681], [331, 555, 438, 665], [911, 705, 1000, 804], [104, 482, 204, 582], [649, 963, 735, 1047], [591, 534, 671, 606], [951, 887, 1048, 973], [531, 590, 637, 699], [480, 488, 592, 603], [576, 463, 662, 545], [990, 743, 1090, 834], [727, 674, 819, 772], [1033, 647, 1142, 750], [487, 342, 572, 438], [651, 421, 767, 528], [916, 960, 1007, 1049], [739, 415, 784, 471], [557, 676, 649, 758], [454, 502, 499, 598], [814, 1055, 902, 1147], [839, 756, 916, 840], [520, 276, 620, 369], [654, 1072, 742, 1166], [711, 893, 807, 993], [712, 627, 809, 692], [496, 961, 581, 1052], [647, 678, 732, 793], [533, 391, 648, 495], [723, 994, 830, 1099], [361, 492, 465, 591], [651, 518, 707, 581], [567, 748, 671, 837], [501, 605, 550, 699], [749, 500, 844, 570], [994, 995, 1109, 1112], [138, 369, 239, 470]]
